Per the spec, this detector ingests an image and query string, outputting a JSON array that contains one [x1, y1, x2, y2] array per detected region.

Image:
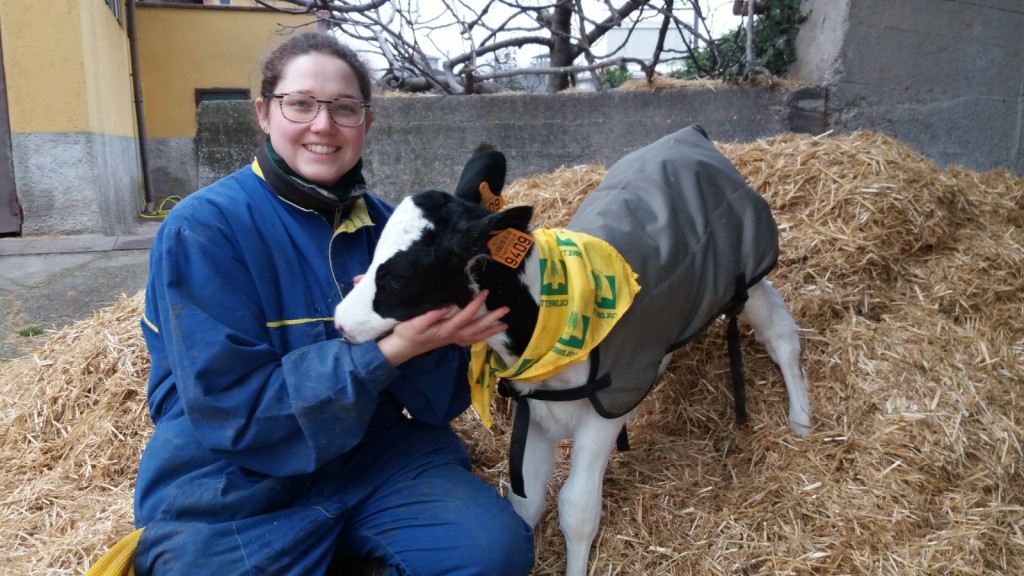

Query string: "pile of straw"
[[1, 295, 148, 572], [2, 131, 1021, 574]]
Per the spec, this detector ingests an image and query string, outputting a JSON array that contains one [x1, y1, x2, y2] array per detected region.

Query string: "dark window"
[[106, 0, 121, 20], [195, 88, 251, 108]]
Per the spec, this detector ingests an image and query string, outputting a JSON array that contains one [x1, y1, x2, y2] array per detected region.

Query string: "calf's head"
[[334, 190, 533, 343]]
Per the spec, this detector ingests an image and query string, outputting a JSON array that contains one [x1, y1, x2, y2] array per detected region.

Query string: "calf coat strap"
[[724, 275, 750, 426], [499, 279, 752, 499], [727, 315, 748, 425], [498, 373, 614, 498], [504, 385, 531, 499], [468, 229, 640, 428]]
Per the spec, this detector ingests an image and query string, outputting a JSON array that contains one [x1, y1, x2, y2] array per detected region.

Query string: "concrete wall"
[[14, 133, 140, 235], [196, 0, 1024, 205], [195, 100, 263, 187], [147, 138, 202, 207], [197, 86, 828, 205], [792, 0, 1024, 174], [0, 1, 315, 236]]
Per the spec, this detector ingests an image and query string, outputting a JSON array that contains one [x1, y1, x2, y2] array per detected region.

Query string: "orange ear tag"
[[487, 228, 533, 269], [479, 182, 506, 212]]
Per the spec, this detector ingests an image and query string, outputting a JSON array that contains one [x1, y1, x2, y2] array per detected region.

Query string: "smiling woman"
[[253, 38, 373, 187], [130, 31, 535, 576]]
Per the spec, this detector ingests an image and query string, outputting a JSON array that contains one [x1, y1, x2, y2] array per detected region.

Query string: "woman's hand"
[[376, 290, 509, 367]]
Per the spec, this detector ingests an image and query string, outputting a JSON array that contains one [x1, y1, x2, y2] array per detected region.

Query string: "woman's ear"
[[254, 97, 269, 133], [363, 109, 374, 134]]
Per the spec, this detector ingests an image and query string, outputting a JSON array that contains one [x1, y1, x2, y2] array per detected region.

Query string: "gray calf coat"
[[568, 125, 779, 418]]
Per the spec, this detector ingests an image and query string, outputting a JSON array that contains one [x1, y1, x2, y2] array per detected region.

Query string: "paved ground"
[[0, 221, 160, 361]]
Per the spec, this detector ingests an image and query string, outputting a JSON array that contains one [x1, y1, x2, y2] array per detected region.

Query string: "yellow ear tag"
[[479, 182, 506, 212], [487, 228, 533, 269]]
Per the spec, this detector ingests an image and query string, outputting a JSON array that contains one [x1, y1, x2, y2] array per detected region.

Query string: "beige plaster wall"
[[136, 4, 313, 138]]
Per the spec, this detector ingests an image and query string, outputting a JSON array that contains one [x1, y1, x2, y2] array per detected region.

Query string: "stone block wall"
[[793, 0, 1024, 174], [195, 86, 827, 205]]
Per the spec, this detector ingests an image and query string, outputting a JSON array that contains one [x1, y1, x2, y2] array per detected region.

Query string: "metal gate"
[[0, 15, 22, 236]]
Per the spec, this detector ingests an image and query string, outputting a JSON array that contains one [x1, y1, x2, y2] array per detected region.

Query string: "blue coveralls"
[[133, 163, 534, 575]]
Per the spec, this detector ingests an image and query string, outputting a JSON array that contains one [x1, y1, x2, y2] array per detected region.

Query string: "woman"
[[133, 32, 535, 576]]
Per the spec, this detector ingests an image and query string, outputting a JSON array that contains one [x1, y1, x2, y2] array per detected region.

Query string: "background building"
[[0, 0, 313, 236], [2, 1, 1021, 237]]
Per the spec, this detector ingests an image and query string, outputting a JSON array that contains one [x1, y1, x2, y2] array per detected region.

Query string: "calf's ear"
[[455, 146, 507, 211], [465, 204, 534, 254], [492, 205, 533, 233]]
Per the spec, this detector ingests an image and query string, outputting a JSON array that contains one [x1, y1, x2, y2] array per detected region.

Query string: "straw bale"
[[2, 131, 1022, 575]]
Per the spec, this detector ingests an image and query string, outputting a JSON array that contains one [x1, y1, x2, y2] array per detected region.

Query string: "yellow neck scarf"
[[469, 228, 640, 427]]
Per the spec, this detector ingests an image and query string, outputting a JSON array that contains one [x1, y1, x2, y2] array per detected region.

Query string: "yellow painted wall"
[[137, 5, 314, 138], [80, 0, 136, 137], [1, 0, 88, 133], [0, 0, 134, 136]]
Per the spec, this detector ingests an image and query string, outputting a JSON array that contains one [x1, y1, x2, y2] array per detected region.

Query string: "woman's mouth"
[[304, 144, 339, 155]]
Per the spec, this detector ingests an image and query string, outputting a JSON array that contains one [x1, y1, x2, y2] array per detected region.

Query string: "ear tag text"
[[479, 182, 506, 212], [487, 228, 533, 269]]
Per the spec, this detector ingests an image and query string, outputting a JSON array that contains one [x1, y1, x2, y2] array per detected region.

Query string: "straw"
[[2, 131, 1021, 574]]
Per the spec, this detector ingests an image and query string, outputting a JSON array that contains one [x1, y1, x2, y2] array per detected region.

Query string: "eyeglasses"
[[268, 93, 371, 127]]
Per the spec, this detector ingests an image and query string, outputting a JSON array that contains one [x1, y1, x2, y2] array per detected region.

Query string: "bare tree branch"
[[261, 0, 391, 14], [264, 0, 743, 93]]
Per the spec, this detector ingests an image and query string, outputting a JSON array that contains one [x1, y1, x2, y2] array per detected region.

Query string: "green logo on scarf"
[[540, 258, 569, 296], [593, 272, 619, 310], [468, 228, 641, 429], [556, 312, 590, 350]]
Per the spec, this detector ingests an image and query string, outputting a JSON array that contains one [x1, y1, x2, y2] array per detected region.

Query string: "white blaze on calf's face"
[[334, 197, 435, 343]]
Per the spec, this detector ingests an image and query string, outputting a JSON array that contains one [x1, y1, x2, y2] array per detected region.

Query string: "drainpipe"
[[125, 0, 155, 213]]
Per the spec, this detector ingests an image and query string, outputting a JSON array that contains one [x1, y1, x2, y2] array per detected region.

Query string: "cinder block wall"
[[793, 0, 1024, 175], [196, 86, 827, 205]]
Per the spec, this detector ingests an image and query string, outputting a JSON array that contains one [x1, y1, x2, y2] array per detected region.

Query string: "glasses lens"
[[327, 99, 364, 127], [280, 94, 318, 123]]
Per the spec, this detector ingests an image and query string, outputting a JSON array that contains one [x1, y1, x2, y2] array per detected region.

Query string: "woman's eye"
[[334, 103, 355, 114]]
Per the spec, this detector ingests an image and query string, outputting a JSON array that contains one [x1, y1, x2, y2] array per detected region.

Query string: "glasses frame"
[[268, 93, 371, 127]]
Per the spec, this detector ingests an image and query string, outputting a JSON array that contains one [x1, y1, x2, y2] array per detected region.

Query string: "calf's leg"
[[558, 410, 629, 576], [741, 280, 813, 436], [508, 398, 560, 527]]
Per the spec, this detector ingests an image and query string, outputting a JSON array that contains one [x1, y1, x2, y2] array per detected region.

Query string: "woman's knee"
[[497, 519, 536, 576], [457, 504, 535, 576]]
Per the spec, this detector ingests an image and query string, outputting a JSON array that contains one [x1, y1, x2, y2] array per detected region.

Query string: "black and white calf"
[[335, 126, 812, 576]]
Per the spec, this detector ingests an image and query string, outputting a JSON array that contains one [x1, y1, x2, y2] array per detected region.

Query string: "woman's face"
[[256, 52, 372, 186]]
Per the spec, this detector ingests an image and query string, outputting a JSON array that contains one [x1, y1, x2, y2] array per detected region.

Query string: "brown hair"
[[259, 32, 372, 103]]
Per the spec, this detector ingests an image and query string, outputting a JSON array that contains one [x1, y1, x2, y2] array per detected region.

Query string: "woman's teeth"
[[305, 144, 338, 154]]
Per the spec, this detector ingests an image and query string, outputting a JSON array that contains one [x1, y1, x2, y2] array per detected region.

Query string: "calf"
[[335, 126, 812, 576]]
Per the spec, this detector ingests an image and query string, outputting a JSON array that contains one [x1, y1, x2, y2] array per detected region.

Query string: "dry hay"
[[2, 131, 1022, 575], [0, 295, 149, 573], [617, 76, 809, 92], [619, 77, 727, 91]]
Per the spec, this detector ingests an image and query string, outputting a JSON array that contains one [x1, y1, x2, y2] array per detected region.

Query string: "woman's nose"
[[310, 107, 336, 132]]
